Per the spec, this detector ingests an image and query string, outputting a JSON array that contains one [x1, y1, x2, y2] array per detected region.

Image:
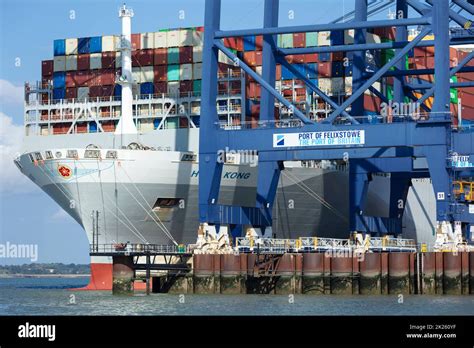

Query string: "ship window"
[[67, 150, 78, 159], [180, 153, 196, 161], [153, 198, 182, 209], [85, 149, 100, 159], [34, 152, 43, 161], [55, 151, 63, 159], [45, 151, 54, 160], [28, 154, 35, 163], [106, 150, 117, 159]]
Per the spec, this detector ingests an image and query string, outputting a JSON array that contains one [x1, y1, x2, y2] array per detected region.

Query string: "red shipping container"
[[459, 90, 474, 108], [218, 81, 228, 94], [230, 81, 241, 95], [66, 72, 76, 87], [102, 121, 115, 132], [76, 123, 87, 134], [154, 65, 167, 82], [293, 33, 306, 48], [133, 49, 153, 66], [66, 87, 77, 99], [77, 54, 90, 71], [179, 117, 189, 128], [101, 52, 115, 69], [318, 62, 332, 77], [196, 26, 204, 32], [179, 80, 192, 96], [154, 81, 167, 94], [246, 82, 261, 98], [224, 37, 244, 51], [243, 51, 263, 67], [154, 48, 167, 65], [285, 55, 295, 64], [332, 51, 344, 61], [90, 85, 114, 97], [41, 60, 53, 77], [276, 64, 282, 80], [304, 54, 318, 63], [292, 54, 305, 64], [179, 46, 193, 64], [131, 33, 141, 50], [364, 93, 381, 112], [218, 62, 233, 76], [99, 69, 116, 85], [459, 72, 474, 81], [41, 94, 49, 104]]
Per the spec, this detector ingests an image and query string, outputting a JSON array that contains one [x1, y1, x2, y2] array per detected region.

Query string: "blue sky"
[[0, 0, 399, 265]]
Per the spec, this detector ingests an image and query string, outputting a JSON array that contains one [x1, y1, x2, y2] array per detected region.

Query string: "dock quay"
[[90, 238, 474, 296]]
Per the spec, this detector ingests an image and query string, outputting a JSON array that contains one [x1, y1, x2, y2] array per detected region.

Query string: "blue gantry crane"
[[198, 0, 474, 248]]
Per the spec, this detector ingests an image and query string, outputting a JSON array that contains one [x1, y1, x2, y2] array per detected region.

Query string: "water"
[[0, 277, 472, 316]]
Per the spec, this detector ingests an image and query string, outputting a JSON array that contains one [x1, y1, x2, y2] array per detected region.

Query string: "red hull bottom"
[[73, 263, 148, 291]]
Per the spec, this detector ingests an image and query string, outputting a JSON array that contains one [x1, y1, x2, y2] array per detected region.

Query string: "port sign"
[[273, 130, 365, 148]]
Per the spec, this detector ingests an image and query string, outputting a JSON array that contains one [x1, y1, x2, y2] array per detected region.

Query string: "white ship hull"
[[15, 128, 437, 289]]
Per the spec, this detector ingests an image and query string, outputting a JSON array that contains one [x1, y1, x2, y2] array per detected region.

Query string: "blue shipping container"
[[344, 61, 353, 76], [89, 36, 102, 53], [54, 39, 66, 56], [114, 84, 122, 97], [191, 116, 200, 127], [140, 82, 154, 95], [53, 88, 65, 100], [331, 61, 344, 77], [53, 72, 66, 89], [78, 37, 90, 54], [330, 30, 344, 45], [306, 63, 318, 79], [89, 121, 97, 133], [153, 118, 161, 129], [243, 36, 256, 51], [319, 52, 330, 62]]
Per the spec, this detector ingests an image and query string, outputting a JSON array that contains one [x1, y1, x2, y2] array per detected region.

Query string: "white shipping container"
[[140, 66, 154, 83], [65, 38, 78, 55], [344, 29, 355, 45], [318, 31, 331, 46], [141, 32, 155, 49], [140, 119, 154, 132], [167, 30, 180, 47], [179, 29, 194, 46], [167, 81, 180, 95], [102, 35, 115, 52], [65, 55, 77, 71], [193, 63, 202, 80], [132, 67, 141, 83], [115, 51, 122, 68], [180, 64, 193, 80], [344, 77, 352, 95], [255, 66, 262, 75], [53, 56, 66, 72], [193, 30, 204, 46], [363, 81, 381, 95], [154, 32, 167, 48], [193, 46, 202, 62], [318, 77, 344, 95], [40, 126, 49, 136], [366, 33, 382, 44], [77, 87, 90, 100], [90, 53, 102, 69], [218, 51, 233, 65]]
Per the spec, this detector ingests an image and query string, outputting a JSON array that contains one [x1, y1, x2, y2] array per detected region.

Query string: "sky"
[[0, 0, 402, 265]]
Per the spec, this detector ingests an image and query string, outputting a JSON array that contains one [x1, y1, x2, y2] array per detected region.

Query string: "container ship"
[[14, 5, 474, 289]]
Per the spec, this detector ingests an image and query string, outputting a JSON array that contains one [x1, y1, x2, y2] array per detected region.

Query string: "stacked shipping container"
[[41, 26, 473, 134]]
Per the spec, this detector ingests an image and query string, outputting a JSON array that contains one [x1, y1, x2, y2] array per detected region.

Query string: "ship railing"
[[235, 236, 418, 253], [217, 119, 304, 130], [90, 243, 190, 254]]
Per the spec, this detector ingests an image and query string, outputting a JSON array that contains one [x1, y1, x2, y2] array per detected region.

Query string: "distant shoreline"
[[0, 274, 90, 278]]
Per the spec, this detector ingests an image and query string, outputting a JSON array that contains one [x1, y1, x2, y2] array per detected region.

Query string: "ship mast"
[[115, 4, 137, 139]]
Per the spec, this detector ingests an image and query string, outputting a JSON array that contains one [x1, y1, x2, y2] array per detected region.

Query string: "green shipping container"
[[280, 33, 293, 48], [306, 32, 318, 47], [168, 47, 179, 64], [450, 76, 458, 103], [166, 117, 179, 129], [193, 80, 202, 95], [167, 64, 180, 81]]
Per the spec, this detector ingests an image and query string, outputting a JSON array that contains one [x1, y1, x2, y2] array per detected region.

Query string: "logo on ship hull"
[[57, 164, 72, 179]]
